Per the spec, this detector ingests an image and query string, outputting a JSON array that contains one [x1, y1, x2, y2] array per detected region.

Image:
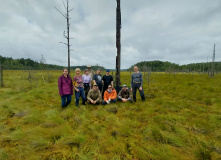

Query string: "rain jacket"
[[103, 88, 117, 102], [58, 75, 73, 96]]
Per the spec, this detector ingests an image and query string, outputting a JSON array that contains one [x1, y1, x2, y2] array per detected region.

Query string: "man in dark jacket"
[[93, 68, 103, 92], [118, 84, 133, 103], [102, 69, 113, 97]]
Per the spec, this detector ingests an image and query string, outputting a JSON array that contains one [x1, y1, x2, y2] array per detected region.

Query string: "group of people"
[[58, 65, 145, 108]]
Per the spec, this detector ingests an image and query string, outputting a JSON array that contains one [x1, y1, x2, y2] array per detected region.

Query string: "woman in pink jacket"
[[58, 69, 73, 108]]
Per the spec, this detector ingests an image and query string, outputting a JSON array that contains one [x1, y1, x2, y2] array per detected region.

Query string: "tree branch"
[[62, 0, 67, 9], [69, 8, 74, 12], [54, 6, 67, 18], [59, 42, 68, 46], [63, 31, 68, 38]]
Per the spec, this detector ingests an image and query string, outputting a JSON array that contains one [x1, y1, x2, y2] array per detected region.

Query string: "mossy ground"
[[0, 70, 221, 160]]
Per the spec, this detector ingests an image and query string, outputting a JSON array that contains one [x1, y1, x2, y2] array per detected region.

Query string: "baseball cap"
[[106, 69, 110, 72], [123, 84, 127, 87]]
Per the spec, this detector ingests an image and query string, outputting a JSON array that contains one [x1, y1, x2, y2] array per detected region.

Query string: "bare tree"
[[55, 0, 73, 73], [40, 54, 46, 83], [211, 44, 215, 77], [115, 0, 121, 93], [0, 62, 3, 87]]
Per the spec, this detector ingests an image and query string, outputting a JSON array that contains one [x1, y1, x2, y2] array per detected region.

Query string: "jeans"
[[132, 82, 145, 102], [61, 94, 72, 108], [75, 87, 86, 106], [102, 99, 116, 105]]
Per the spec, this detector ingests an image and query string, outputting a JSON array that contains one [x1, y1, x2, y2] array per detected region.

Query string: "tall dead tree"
[[55, 0, 73, 73], [115, 0, 121, 93], [40, 54, 46, 83], [0, 62, 3, 87], [211, 44, 215, 77]]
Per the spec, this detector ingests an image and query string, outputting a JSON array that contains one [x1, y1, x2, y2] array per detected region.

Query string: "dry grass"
[[0, 70, 221, 159]]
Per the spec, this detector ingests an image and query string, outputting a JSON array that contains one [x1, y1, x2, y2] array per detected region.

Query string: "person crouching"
[[102, 84, 117, 105], [117, 84, 133, 103], [87, 84, 102, 105]]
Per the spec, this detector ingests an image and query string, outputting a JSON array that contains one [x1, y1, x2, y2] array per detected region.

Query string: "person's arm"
[[131, 74, 133, 91], [95, 91, 102, 102], [140, 72, 143, 87], [70, 76, 73, 95], [102, 75, 104, 84], [93, 74, 96, 85], [73, 77, 79, 91], [87, 90, 92, 102], [58, 76, 63, 96], [118, 90, 122, 100]]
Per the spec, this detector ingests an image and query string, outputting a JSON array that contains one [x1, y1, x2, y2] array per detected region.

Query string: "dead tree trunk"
[[115, 0, 121, 93], [0, 62, 3, 87], [211, 44, 215, 77], [55, 0, 73, 74]]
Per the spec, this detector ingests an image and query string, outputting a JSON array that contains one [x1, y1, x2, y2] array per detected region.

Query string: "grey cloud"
[[0, 0, 221, 69]]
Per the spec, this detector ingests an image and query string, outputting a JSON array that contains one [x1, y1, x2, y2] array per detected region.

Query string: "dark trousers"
[[84, 86, 90, 98], [61, 94, 72, 108], [102, 86, 108, 97], [98, 84, 103, 93], [75, 87, 86, 106], [102, 99, 116, 105], [132, 83, 145, 102]]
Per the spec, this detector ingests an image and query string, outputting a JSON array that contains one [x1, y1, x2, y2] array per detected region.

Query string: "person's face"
[[63, 69, 68, 76], [123, 87, 127, 91], [93, 86, 98, 91], [87, 67, 91, 71], [106, 72, 110, 75], [85, 71, 89, 75], [108, 85, 112, 90], [134, 66, 138, 72], [97, 70, 101, 74], [76, 70, 80, 75]]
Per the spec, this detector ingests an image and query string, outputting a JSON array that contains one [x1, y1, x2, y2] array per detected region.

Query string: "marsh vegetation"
[[0, 70, 221, 159]]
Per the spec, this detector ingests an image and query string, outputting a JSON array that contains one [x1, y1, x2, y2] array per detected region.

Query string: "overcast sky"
[[0, 0, 221, 69]]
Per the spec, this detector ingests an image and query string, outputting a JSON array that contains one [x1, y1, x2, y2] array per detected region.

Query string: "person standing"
[[87, 65, 95, 79], [102, 69, 113, 97], [87, 84, 102, 105], [58, 68, 73, 108], [93, 68, 103, 92], [131, 66, 145, 102], [82, 69, 92, 98], [73, 68, 86, 107], [102, 85, 117, 105]]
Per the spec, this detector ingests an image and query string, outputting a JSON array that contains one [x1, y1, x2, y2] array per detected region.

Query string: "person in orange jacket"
[[102, 84, 117, 105]]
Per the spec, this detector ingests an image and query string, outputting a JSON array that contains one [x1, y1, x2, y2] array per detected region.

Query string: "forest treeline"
[[1, 55, 221, 72], [129, 60, 221, 72], [0, 56, 105, 71]]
